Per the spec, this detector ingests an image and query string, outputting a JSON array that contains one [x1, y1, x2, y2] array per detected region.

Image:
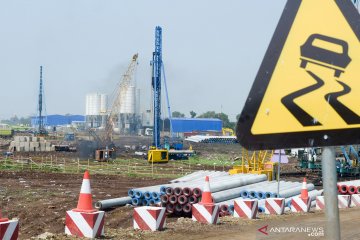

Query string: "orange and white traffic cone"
[[0, 209, 9, 222], [301, 177, 309, 200], [200, 176, 213, 205], [73, 170, 96, 212]]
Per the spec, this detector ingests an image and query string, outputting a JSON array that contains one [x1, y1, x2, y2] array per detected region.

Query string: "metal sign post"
[[277, 150, 281, 195], [322, 146, 340, 240]]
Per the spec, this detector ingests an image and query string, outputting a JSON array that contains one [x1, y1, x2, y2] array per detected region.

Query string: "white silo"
[[120, 86, 136, 114], [85, 93, 108, 128]]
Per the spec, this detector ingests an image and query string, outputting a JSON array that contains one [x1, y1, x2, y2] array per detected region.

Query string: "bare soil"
[[1, 170, 359, 240]]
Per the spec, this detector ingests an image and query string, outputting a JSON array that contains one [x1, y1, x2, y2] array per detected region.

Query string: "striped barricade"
[[233, 199, 258, 219], [291, 196, 311, 213], [65, 210, 105, 238], [338, 195, 350, 209], [350, 194, 360, 207], [192, 203, 220, 224], [316, 195, 350, 210], [133, 206, 166, 231], [265, 198, 285, 215], [0, 219, 19, 240]]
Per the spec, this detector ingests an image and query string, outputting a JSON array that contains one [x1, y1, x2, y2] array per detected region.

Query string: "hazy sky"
[[0, 0, 287, 121]]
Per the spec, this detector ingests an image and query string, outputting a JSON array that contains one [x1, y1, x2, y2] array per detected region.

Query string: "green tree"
[[172, 111, 185, 118], [190, 111, 197, 118], [198, 111, 234, 129]]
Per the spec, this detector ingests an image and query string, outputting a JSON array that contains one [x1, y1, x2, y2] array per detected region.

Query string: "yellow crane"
[[229, 148, 277, 180]]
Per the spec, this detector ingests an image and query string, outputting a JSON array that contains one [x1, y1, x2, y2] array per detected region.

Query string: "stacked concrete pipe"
[[337, 180, 360, 195]]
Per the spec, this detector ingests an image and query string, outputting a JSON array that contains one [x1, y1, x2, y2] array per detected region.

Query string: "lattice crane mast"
[[104, 53, 138, 145]]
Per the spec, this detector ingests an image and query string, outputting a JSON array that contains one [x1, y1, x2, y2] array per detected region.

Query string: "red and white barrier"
[[65, 210, 105, 238], [0, 219, 19, 240], [133, 207, 166, 231], [350, 194, 360, 207], [233, 199, 258, 219], [316, 196, 325, 210], [265, 198, 285, 215], [291, 196, 311, 213], [316, 195, 350, 210], [338, 195, 350, 209], [192, 204, 219, 224]]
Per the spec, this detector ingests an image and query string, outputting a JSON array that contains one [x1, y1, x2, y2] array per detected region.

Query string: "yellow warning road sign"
[[237, 0, 360, 150]]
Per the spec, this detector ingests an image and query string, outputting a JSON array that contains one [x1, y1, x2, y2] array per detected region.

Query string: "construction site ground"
[[1, 170, 359, 240]]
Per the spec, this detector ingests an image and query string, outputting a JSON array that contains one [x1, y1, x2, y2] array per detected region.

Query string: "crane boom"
[[104, 54, 138, 144]]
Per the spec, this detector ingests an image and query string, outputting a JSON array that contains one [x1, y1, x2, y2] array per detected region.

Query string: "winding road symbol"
[[281, 33, 360, 126]]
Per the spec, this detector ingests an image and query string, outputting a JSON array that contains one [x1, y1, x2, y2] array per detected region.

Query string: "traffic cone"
[[200, 176, 213, 204], [73, 170, 96, 212], [0, 209, 9, 222], [301, 177, 309, 200]]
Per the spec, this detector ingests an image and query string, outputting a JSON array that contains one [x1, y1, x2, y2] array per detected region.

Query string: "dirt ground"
[[1, 170, 358, 240]]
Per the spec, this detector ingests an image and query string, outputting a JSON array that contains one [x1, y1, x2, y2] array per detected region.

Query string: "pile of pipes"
[[185, 135, 238, 144], [337, 180, 360, 195], [95, 170, 323, 217], [160, 185, 201, 216], [161, 173, 268, 216], [127, 186, 162, 206]]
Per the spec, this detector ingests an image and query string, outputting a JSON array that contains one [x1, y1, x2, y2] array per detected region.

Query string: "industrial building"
[[31, 114, 85, 127], [170, 118, 223, 137]]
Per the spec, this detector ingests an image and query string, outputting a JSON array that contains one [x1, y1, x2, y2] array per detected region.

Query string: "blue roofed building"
[[31, 114, 85, 127], [170, 118, 222, 133]]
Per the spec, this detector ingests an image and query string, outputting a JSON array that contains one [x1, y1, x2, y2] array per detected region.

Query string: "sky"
[[0, 0, 287, 122]]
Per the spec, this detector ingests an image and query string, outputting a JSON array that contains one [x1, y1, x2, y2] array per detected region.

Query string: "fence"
[[0, 156, 208, 178]]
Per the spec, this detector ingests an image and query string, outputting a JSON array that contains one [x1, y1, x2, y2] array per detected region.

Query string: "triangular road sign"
[[237, 0, 360, 150]]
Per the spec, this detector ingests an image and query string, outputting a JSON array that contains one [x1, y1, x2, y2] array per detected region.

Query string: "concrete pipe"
[[149, 199, 156, 205], [193, 188, 202, 197], [144, 191, 152, 200], [132, 198, 140, 206], [212, 180, 270, 203], [183, 187, 193, 197], [249, 191, 258, 199], [338, 185, 348, 194], [256, 191, 266, 199], [175, 203, 183, 213], [347, 185, 356, 195], [228, 204, 234, 214], [357, 186, 360, 194], [220, 204, 229, 213], [258, 206, 265, 213], [174, 187, 183, 196], [169, 195, 178, 204], [178, 195, 188, 205], [128, 189, 135, 198], [189, 195, 198, 204], [166, 187, 174, 196], [152, 192, 160, 200], [161, 195, 169, 204], [95, 196, 132, 210], [166, 204, 175, 213], [160, 186, 167, 195], [142, 199, 149, 206], [241, 190, 250, 198], [279, 184, 315, 198], [134, 190, 144, 199], [183, 203, 192, 213]]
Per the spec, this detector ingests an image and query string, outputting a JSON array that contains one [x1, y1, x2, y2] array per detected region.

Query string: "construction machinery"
[[147, 26, 169, 163], [229, 148, 276, 180], [89, 54, 139, 161], [35, 66, 48, 136]]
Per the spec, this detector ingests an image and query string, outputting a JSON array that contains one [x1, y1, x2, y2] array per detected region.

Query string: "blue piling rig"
[[151, 26, 162, 149]]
